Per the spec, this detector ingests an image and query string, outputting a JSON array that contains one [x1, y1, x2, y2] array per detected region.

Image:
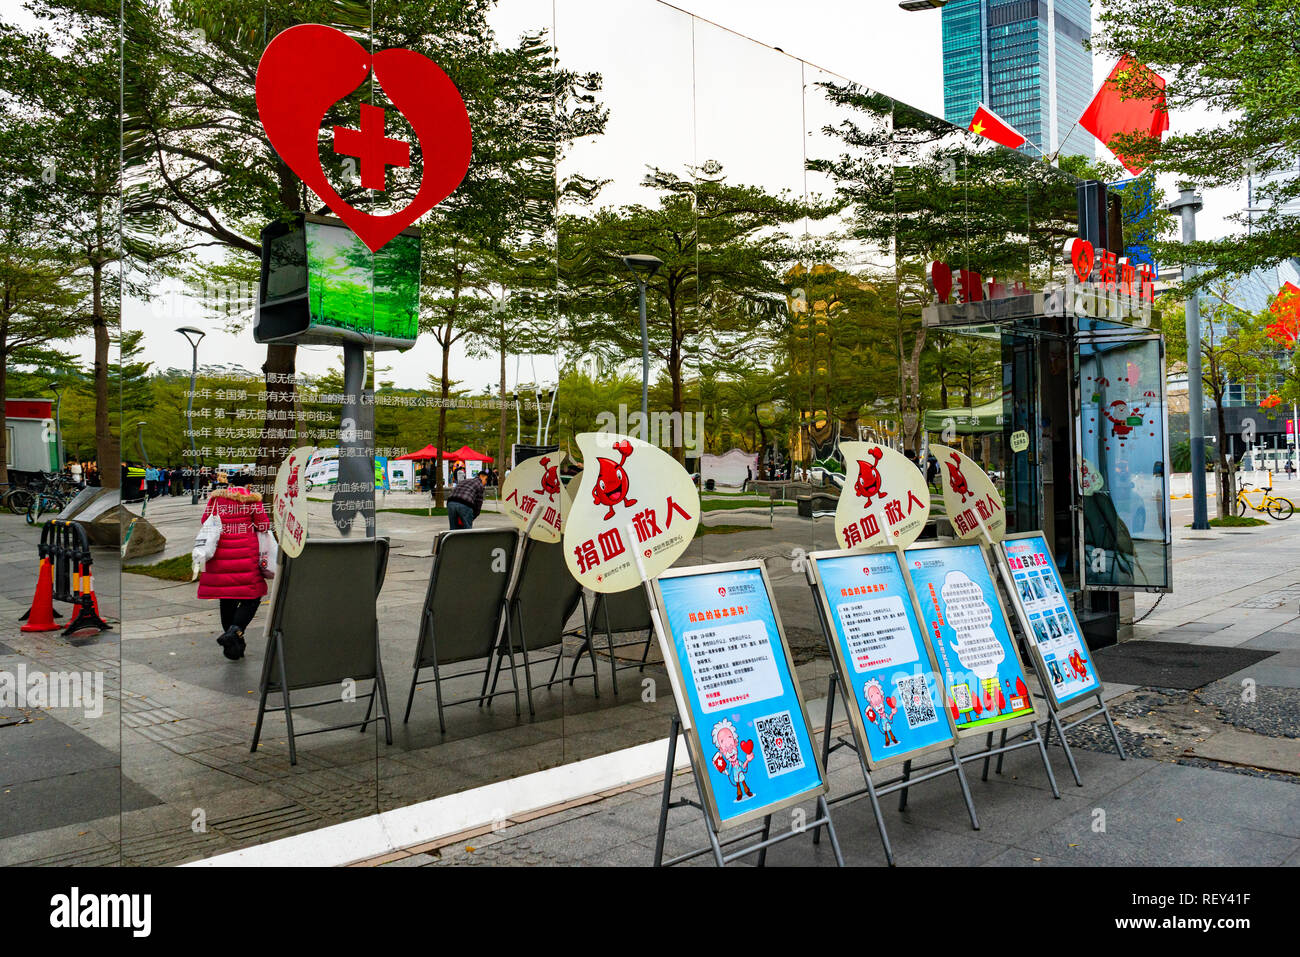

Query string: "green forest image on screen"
[[306, 221, 419, 343]]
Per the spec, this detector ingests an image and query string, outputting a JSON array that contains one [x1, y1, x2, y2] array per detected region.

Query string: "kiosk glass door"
[[1076, 333, 1172, 591]]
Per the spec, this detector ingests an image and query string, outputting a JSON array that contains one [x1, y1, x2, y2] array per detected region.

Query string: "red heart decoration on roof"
[[255, 24, 472, 252]]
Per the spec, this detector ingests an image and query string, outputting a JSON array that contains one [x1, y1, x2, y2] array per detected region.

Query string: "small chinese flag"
[[1079, 55, 1169, 175], [968, 103, 1026, 150]]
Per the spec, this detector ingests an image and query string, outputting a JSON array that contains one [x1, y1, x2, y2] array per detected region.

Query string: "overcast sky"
[[98, 0, 1246, 393]]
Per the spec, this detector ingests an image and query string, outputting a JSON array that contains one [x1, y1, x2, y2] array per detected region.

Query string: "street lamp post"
[[1168, 185, 1210, 529], [620, 254, 663, 429], [176, 326, 206, 504], [46, 382, 63, 475]]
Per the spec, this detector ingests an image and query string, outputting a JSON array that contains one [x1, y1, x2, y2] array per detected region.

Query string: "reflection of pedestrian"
[[194, 486, 271, 661], [447, 472, 487, 530]]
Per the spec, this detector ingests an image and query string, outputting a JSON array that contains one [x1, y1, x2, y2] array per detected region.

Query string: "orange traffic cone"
[[21, 557, 63, 632]]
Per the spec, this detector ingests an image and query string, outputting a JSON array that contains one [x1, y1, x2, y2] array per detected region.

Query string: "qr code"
[[754, 710, 805, 777], [896, 675, 938, 729], [950, 682, 972, 711]]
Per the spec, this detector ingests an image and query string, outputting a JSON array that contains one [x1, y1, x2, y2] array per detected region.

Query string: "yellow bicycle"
[[1234, 482, 1294, 520]]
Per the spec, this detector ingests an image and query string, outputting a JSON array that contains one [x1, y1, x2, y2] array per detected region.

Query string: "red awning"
[[395, 444, 442, 460], [446, 445, 494, 463]]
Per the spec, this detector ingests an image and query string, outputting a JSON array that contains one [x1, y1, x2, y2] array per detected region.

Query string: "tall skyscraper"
[[941, 0, 1094, 159]]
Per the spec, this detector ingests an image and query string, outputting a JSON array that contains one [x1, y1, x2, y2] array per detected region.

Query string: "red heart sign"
[[1067, 238, 1095, 283], [740, 739, 754, 756], [256, 24, 472, 253]]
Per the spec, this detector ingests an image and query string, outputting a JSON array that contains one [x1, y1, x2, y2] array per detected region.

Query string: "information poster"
[[903, 543, 1035, 734], [811, 550, 957, 769], [653, 563, 826, 828], [999, 533, 1102, 707]]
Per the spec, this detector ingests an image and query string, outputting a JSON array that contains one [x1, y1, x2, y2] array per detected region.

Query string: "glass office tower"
[[941, 0, 1094, 159]]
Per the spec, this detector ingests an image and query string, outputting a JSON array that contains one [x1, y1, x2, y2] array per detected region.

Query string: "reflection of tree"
[[809, 81, 1075, 449], [420, 30, 606, 501], [560, 165, 813, 463]]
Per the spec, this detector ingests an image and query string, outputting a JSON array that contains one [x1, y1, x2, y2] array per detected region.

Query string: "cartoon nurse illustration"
[[863, 678, 899, 747], [710, 718, 755, 802]]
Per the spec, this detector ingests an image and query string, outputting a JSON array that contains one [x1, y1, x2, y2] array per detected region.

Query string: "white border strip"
[[187, 734, 689, 867]]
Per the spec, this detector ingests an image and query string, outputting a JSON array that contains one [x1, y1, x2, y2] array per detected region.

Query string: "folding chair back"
[[265, 538, 389, 691], [510, 539, 583, 652], [415, 528, 518, 667]]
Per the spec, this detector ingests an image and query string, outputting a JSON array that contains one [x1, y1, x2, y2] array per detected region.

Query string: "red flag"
[[967, 103, 1025, 149], [1079, 55, 1170, 175]]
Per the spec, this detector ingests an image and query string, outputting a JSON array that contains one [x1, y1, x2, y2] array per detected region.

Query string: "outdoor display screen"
[[256, 215, 420, 350], [306, 219, 420, 344]]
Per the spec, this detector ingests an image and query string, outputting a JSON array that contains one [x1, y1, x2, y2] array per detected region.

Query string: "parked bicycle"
[[1234, 481, 1294, 520]]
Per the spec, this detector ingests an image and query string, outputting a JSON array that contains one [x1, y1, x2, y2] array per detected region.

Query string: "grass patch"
[[695, 523, 766, 537], [1204, 515, 1269, 527], [123, 553, 193, 581]]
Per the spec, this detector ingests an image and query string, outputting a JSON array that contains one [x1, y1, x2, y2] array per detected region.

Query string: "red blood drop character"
[[853, 447, 885, 506], [592, 439, 637, 521]]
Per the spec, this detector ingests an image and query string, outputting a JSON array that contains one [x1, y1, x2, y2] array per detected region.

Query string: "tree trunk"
[[92, 261, 120, 489], [0, 335, 8, 488]]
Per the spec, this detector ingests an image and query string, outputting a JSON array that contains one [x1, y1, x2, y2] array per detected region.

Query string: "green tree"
[[0, 0, 134, 487], [1161, 285, 1285, 515], [1093, 0, 1300, 285], [560, 165, 812, 462]]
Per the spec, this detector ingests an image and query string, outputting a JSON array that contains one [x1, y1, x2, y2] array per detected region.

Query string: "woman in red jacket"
[[196, 486, 271, 660]]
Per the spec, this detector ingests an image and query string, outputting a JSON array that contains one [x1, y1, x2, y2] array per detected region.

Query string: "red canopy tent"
[[395, 444, 442, 460], [446, 445, 494, 463]]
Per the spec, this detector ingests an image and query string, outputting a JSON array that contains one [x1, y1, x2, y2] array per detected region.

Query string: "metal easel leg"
[[898, 759, 912, 811], [276, 632, 297, 766], [952, 746, 980, 830], [817, 795, 845, 867], [981, 731, 994, 781], [1050, 706, 1083, 786], [1032, 721, 1061, 799], [1099, 694, 1128, 760], [861, 760, 895, 867], [653, 716, 681, 868], [812, 673, 837, 847], [995, 728, 1008, 775], [757, 814, 772, 868]]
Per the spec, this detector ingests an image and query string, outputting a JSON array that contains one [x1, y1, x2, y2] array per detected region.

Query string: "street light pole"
[[176, 327, 206, 504], [620, 254, 663, 431], [1168, 185, 1210, 529]]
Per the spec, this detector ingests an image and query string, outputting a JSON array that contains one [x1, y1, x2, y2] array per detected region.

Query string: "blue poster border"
[[807, 546, 960, 772], [650, 559, 829, 832]]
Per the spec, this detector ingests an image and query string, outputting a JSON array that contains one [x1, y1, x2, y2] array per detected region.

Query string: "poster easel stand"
[[631, 530, 844, 868], [811, 672, 979, 866], [986, 535, 1129, 787], [803, 557, 979, 866]]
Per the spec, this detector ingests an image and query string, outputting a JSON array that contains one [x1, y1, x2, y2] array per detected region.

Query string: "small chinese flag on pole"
[[967, 103, 1026, 150], [1079, 54, 1169, 175]]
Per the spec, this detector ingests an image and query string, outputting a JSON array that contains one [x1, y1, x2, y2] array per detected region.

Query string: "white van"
[[303, 448, 338, 490]]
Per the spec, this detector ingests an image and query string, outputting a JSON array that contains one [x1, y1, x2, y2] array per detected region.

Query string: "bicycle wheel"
[[1268, 497, 1294, 520], [1233, 495, 1247, 517], [7, 488, 32, 515], [25, 497, 40, 525]]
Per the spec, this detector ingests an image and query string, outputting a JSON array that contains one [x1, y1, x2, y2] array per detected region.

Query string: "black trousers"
[[219, 598, 260, 633]]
